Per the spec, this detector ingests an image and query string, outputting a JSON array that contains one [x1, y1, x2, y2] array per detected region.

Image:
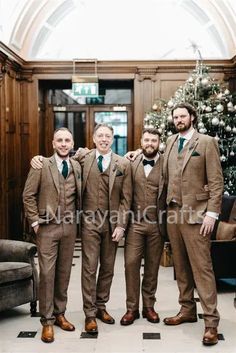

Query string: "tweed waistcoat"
[[167, 139, 188, 206], [56, 169, 77, 221], [83, 157, 110, 212], [133, 160, 161, 221]]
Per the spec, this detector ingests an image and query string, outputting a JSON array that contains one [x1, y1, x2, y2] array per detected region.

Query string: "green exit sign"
[[72, 82, 99, 96]]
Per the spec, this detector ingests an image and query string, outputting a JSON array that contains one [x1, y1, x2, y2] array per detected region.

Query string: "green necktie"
[[97, 155, 103, 172], [178, 137, 186, 153], [62, 160, 68, 179]]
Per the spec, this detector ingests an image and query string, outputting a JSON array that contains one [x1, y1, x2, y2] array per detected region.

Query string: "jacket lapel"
[[163, 134, 178, 179], [158, 154, 164, 198], [132, 155, 143, 178], [82, 150, 96, 194], [49, 156, 60, 194], [70, 158, 82, 201], [182, 130, 199, 172], [109, 153, 119, 197]]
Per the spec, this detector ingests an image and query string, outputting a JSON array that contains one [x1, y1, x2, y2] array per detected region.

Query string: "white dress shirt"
[[96, 150, 112, 171], [142, 153, 160, 177], [54, 153, 71, 174]]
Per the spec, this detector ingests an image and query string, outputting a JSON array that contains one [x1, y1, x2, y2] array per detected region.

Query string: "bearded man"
[[120, 128, 166, 326]]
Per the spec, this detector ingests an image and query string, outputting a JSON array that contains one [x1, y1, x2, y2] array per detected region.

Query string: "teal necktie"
[[62, 160, 68, 179], [97, 155, 103, 172], [178, 137, 186, 153]]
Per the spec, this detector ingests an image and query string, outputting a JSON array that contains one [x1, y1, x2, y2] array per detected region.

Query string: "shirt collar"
[[178, 128, 195, 141], [96, 149, 112, 161], [54, 153, 70, 168], [142, 152, 160, 163]]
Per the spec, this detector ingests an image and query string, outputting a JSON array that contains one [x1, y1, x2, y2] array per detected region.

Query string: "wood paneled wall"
[[0, 43, 236, 239]]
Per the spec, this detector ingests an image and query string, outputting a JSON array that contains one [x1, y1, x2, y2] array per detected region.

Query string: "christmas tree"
[[144, 60, 236, 195]]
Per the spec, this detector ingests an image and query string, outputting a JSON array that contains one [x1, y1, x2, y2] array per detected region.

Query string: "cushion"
[[216, 221, 236, 241], [0, 262, 32, 285], [229, 200, 236, 223], [219, 195, 236, 222]]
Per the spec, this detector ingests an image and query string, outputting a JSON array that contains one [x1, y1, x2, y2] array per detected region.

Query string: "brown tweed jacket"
[[163, 130, 224, 223], [131, 154, 167, 237], [74, 148, 132, 231], [23, 155, 82, 225]]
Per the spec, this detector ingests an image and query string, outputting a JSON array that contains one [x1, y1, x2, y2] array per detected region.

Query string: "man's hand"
[[124, 149, 142, 161], [111, 226, 125, 242], [200, 215, 216, 237], [31, 155, 43, 169]]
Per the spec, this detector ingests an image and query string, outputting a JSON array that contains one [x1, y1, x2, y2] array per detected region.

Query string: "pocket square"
[[191, 151, 200, 156], [115, 170, 123, 177]]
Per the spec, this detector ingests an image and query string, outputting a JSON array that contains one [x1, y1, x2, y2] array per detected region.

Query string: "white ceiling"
[[0, 0, 236, 61]]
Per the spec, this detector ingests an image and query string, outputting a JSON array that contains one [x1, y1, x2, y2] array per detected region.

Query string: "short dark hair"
[[142, 128, 161, 137], [171, 102, 198, 125], [53, 127, 73, 137], [93, 123, 114, 135]]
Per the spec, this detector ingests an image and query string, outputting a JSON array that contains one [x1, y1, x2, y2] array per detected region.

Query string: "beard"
[[142, 147, 159, 159], [175, 119, 192, 132]]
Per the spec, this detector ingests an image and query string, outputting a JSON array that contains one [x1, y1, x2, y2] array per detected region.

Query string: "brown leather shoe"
[[120, 310, 140, 326], [41, 325, 54, 343], [142, 307, 160, 323], [203, 327, 218, 346], [163, 312, 197, 325], [55, 314, 75, 331], [85, 317, 98, 333], [96, 309, 115, 324]]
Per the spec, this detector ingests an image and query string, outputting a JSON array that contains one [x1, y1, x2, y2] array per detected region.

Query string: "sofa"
[[170, 195, 236, 283], [0, 239, 38, 314], [210, 194, 236, 279]]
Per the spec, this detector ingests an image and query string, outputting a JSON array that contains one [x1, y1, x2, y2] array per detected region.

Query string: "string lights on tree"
[[144, 59, 236, 195]]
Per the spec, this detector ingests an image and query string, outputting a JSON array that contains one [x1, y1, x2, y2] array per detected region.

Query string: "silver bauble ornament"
[[227, 102, 234, 111], [167, 131, 173, 136], [232, 127, 236, 133], [211, 117, 219, 126], [198, 122, 204, 129], [199, 128, 205, 134], [201, 78, 209, 86], [159, 142, 166, 152], [216, 104, 224, 112], [224, 89, 230, 95], [205, 106, 212, 112], [160, 123, 165, 129], [225, 125, 232, 132], [220, 155, 227, 162], [167, 100, 174, 108], [219, 120, 225, 126], [152, 103, 158, 111], [230, 151, 235, 156]]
